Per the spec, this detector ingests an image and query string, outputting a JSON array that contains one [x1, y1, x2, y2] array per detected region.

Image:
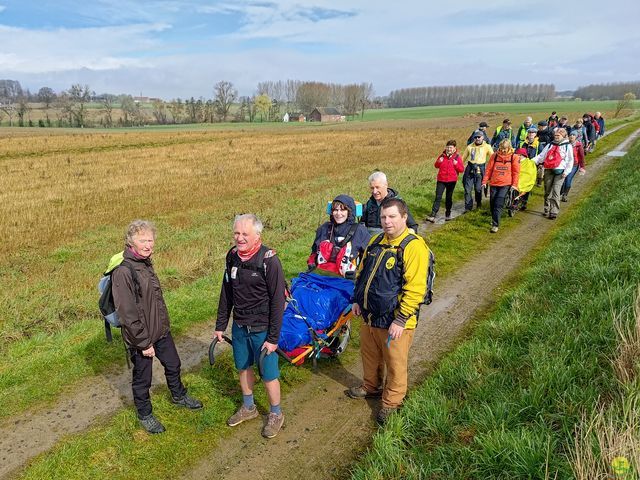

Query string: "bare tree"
[[0, 100, 15, 126], [101, 94, 116, 127], [167, 98, 184, 124], [68, 84, 93, 127], [151, 99, 168, 124], [16, 95, 31, 126], [359, 82, 374, 119], [213, 80, 237, 122], [37, 87, 56, 109], [614, 92, 637, 118]]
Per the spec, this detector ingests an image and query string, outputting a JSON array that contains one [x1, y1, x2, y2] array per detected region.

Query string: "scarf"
[[237, 241, 263, 262]]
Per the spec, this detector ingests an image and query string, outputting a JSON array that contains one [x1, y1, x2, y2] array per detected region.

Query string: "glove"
[[483, 184, 489, 197]]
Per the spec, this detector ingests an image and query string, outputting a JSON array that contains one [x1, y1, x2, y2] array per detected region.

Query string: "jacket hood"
[[331, 194, 357, 223]]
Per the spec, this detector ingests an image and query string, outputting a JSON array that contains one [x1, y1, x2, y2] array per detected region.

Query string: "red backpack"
[[543, 145, 562, 169]]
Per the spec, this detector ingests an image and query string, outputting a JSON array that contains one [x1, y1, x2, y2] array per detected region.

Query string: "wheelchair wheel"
[[323, 321, 351, 358]]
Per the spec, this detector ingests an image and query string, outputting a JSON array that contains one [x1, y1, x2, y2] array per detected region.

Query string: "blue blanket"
[[278, 272, 354, 352]]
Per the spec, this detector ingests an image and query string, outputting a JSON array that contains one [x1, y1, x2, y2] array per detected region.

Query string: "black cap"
[[479, 121, 488, 128], [538, 120, 548, 126]]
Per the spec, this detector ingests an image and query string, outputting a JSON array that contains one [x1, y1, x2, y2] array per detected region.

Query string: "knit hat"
[[569, 130, 579, 137]]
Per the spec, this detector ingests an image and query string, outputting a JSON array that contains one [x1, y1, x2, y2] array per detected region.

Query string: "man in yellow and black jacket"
[[347, 197, 430, 424]]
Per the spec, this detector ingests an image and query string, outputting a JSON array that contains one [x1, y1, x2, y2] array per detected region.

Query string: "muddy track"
[[2, 127, 637, 479]]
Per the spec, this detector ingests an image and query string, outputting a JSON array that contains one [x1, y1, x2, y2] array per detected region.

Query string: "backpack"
[[543, 145, 563, 169], [98, 251, 141, 342], [366, 233, 436, 308]]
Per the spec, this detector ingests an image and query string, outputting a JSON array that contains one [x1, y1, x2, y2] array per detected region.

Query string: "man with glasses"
[[461, 130, 494, 212], [466, 121, 490, 145]]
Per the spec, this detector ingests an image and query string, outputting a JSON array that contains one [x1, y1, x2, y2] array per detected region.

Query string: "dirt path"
[[2, 127, 637, 480]]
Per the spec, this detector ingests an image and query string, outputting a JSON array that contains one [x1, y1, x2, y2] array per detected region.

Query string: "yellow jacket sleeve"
[[397, 237, 429, 324], [462, 145, 471, 162]]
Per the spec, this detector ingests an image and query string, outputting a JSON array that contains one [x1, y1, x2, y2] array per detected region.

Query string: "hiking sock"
[[270, 404, 282, 415], [243, 394, 255, 409]]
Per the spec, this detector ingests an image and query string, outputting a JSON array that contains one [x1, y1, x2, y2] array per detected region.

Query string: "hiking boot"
[[171, 393, 203, 410], [490, 226, 499, 233], [426, 216, 436, 223], [445, 215, 452, 221], [519, 204, 527, 211], [346, 385, 383, 399], [227, 404, 259, 427], [561, 194, 568, 202], [262, 412, 285, 438], [138, 414, 165, 434], [376, 407, 397, 425], [548, 214, 557, 220], [542, 210, 549, 217]]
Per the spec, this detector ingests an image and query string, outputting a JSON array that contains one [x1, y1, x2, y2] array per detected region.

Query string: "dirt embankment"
[[2, 127, 638, 480]]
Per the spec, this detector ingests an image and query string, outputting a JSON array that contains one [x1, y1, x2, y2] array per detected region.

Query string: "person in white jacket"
[[532, 128, 574, 220]]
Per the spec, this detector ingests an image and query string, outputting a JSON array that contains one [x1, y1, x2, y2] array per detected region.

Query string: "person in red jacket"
[[426, 140, 464, 222], [482, 139, 521, 233]]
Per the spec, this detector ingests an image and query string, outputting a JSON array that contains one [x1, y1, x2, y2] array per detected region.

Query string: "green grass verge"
[[349, 134, 640, 478], [15, 123, 640, 478], [359, 100, 639, 122]]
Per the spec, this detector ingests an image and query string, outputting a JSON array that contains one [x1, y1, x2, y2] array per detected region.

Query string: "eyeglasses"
[[474, 136, 482, 139]]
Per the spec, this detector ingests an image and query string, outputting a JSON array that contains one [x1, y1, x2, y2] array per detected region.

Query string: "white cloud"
[[2, 0, 639, 97]]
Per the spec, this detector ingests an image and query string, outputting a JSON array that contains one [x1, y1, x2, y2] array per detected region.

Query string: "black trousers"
[[489, 185, 510, 227], [431, 181, 457, 216], [130, 331, 186, 417]]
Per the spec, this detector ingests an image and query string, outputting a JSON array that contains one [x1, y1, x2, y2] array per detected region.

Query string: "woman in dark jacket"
[[112, 220, 202, 434], [308, 194, 371, 278]]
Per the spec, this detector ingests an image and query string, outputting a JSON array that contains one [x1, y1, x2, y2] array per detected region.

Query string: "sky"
[[1, 0, 639, 100]]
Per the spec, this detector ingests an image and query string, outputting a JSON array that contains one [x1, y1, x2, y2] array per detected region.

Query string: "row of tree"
[[0, 79, 377, 127], [574, 82, 640, 101], [387, 84, 556, 107]]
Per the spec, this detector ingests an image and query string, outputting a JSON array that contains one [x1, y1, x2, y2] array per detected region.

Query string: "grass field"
[[350, 133, 640, 478], [2, 108, 637, 478], [360, 100, 639, 123]]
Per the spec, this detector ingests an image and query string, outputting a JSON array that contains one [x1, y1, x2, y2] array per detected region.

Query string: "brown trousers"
[[360, 324, 415, 408]]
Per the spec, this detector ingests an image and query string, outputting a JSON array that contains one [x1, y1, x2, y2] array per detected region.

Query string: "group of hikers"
[[426, 111, 601, 231], [108, 110, 603, 438], [111, 175, 430, 438]]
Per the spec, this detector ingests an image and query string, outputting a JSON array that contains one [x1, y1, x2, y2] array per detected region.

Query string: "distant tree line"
[[387, 84, 555, 107], [0, 78, 376, 127], [574, 82, 640, 101]]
